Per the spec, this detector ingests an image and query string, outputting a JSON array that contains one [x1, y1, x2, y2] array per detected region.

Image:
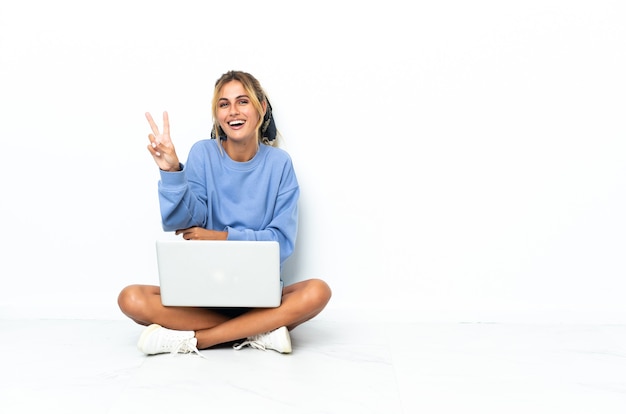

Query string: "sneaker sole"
[[137, 323, 162, 354]]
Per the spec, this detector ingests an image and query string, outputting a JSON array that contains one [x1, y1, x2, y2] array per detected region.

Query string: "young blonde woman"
[[118, 70, 331, 355]]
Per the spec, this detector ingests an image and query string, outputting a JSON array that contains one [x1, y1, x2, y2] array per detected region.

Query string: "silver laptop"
[[156, 240, 282, 308]]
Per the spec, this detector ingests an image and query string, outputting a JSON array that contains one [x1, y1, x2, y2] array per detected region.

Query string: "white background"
[[0, 0, 624, 322]]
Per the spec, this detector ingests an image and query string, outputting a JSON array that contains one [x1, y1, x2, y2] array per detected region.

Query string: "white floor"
[[1, 316, 626, 413]]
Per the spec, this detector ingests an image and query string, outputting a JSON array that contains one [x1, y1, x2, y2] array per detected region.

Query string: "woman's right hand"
[[146, 111, 181, 172]]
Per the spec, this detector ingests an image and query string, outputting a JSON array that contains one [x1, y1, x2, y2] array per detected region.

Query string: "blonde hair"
[[211, 70, 280, 148]]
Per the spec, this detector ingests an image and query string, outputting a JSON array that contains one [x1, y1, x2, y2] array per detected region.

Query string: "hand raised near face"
[[145, 111, 181, 172]]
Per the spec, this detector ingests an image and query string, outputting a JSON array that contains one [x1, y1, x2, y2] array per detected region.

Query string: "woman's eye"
[[238, 99, 249, 105], [219, 102, 229, 108]]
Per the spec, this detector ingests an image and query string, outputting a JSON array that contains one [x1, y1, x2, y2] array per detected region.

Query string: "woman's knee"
[[304, 279, 332, 309], [117, 284, 147, 316]]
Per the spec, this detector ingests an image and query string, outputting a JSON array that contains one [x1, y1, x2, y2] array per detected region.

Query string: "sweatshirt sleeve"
[[226, 184, 299, 264], [157, 163, 209, 231]]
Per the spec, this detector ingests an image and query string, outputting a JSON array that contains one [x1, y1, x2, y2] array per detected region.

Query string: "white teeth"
[[229, 120, 244, 126]]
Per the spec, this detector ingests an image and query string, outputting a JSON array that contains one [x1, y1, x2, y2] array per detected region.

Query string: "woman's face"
[[216, 80, 263, 144]]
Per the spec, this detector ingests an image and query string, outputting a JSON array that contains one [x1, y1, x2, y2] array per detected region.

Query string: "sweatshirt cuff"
[[159, 163, 186, 186], [225, 226, 248, 241]]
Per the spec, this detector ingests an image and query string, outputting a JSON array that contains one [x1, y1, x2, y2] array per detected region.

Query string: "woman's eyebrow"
[[219, 95, 249, 101]]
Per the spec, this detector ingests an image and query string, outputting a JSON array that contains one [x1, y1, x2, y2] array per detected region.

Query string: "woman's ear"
[[261, 100, 267, 116]]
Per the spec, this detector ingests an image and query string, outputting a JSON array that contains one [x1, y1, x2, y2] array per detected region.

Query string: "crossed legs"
[[117, 279, 332, 349]]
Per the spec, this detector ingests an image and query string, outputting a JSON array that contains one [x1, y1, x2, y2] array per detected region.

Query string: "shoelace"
[[233, 334, 268, 351], [170, 338, 207, 359]]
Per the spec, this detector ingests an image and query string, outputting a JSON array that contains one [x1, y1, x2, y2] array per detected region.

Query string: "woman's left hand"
[[175, 227, 228, 240]]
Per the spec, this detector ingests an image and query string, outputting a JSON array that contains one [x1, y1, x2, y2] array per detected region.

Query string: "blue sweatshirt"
[[157, 139, 300, 265]]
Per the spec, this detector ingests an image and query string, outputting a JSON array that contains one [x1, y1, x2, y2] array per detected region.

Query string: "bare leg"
[[118, 284, 233, 330], [118, 279, 331, 349]]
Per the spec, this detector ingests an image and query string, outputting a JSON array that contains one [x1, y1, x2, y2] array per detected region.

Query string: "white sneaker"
[[137, 324, 204, 357], [233, 326, 292, 354]]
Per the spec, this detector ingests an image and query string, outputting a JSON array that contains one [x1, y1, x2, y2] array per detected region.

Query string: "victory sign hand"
[[146, 111, 180, 172]]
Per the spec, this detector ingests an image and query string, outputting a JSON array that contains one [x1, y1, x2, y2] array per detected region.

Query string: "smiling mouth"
[[228, 120, 245, 127]]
